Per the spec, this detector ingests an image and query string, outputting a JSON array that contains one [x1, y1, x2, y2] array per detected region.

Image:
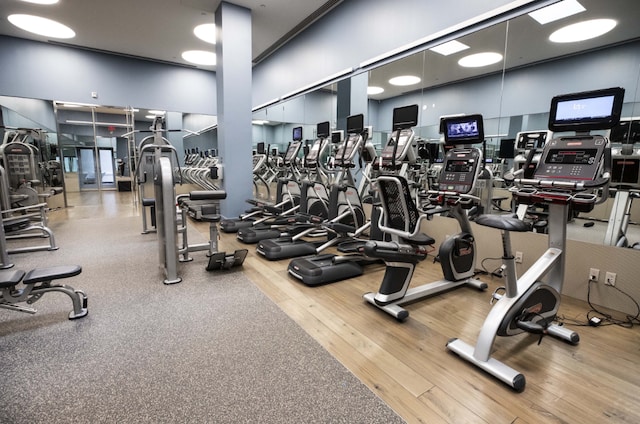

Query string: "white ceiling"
[[1, 0, 639, 104], [0, 0, 341, 69]]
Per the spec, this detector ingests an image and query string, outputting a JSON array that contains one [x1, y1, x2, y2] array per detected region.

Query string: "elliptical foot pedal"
[[206, 249, 248, 271]]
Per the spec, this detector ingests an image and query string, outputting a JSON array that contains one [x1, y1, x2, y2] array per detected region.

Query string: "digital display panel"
[[545, 149, 599, 165], [392, 104, 419, 130], [346, 114, 364, 134], [612, 158, 640, 185], [445, 159, 473, 173], [316, 121, 330, 138], [549, 87, 624, 132], [292, 126, 303, 141], [441, 114, 484, 145]]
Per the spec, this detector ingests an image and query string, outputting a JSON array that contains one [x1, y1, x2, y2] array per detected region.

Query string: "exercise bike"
[[446, 87, 624, 391], [363, 114, 489, 321]]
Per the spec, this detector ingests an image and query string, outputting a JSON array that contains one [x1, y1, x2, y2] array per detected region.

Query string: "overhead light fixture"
[[148, 110, 166, 115], [182, 50, 216, 66], [389, 75, 421, 86], [20, 0, 59, 4], [194, 23, 216, 44], [8, 14, 75, 39], [429, 40, 470, 56], [145, 115, 157, 120], [528, 0, 585, 25], [367, 86, 384, 95], [252, 120, 270, 125], [549, 19, 617, 43], [458, 52, 503, 68]]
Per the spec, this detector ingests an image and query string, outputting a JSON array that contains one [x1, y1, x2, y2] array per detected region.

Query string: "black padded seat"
[[23, 265, 82, 284], [189, 190, 227, 201], [475, 214, 530, 232], [0, 269, 26, 288], [402, 233, 435, 246], [201, 213, 221, 223]]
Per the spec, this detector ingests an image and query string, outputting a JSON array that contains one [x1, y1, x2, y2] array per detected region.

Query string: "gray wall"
[[251, 0, 541, 106], [0, 36, 217, 115]]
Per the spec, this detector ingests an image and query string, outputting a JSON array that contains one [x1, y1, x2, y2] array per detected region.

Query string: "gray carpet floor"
[[0, 215, 403, 423]]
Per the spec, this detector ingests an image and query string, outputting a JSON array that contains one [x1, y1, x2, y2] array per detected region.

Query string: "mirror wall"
[[250, 0, 640, 248]]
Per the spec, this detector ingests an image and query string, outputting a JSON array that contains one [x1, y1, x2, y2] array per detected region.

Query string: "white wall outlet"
[[515, 251, 523, 263], [605, 272, 616, 286], [589, 268, 600, 282]]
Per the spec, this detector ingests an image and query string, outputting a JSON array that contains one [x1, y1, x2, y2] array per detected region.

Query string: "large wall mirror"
[[251, 0, 640, 249]]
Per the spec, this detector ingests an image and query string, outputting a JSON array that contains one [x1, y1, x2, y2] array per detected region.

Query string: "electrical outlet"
[[515, 251, 523, 263], [589, 268, 600, 282], [605, 272, 616, 286]]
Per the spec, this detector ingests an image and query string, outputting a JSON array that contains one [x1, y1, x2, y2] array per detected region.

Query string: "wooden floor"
[[60, 190, 640, 424]]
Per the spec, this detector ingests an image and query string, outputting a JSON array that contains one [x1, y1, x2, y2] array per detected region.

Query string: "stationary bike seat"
[[475, 214, 530, 232]]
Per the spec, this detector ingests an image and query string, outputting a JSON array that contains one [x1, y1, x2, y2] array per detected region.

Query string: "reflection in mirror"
[[0, 96, 65, 209], [54, 102, 134, 195], [499, 0, 640, 247]]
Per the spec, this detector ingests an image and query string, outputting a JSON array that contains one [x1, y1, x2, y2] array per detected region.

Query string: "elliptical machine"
[[363, 114, 489, 321], [446, 87, 624, 391]]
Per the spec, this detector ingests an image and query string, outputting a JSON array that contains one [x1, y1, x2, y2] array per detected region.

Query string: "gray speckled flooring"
[[0, 214, 403, 423]]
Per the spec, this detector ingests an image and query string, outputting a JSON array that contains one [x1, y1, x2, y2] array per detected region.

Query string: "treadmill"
[[256, 114, 368, 261]]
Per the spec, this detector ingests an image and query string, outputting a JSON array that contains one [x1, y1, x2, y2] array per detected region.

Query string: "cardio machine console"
[[439, 148, 482, 195], [535, 137, 606, 181]]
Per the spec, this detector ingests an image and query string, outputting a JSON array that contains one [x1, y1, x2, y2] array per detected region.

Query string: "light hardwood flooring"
[[56, 190, 640, 424]]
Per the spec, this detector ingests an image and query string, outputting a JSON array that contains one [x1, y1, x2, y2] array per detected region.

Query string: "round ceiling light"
[[20, 0, 59, 4], [388, 75, 421, 86], [458, 52, 503, 68], [182, 50, 216, 66], [194, 23, 216, 44], [8, 14, 75, 39], [367, 86, 384, 95], [549, 19, 617, 43]]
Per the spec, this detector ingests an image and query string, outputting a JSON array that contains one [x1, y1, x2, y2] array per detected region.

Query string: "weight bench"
[[0, 265, 88, 320]]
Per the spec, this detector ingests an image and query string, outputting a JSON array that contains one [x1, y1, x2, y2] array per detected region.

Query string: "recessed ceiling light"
[[8, 14, 75, 39], [529, 0, 585, 25], [549, 19, 617, 43], [148, 110, 165, 115], [458, 52, 503, 68], [429, 40, 470, 56], [20, 0, 59, 4], [252, 120, 270, 125], [389, 75, 421, 86], [194, 23, 216, 44], [145, 115, 156, 120], [367, 86, 384, 95], [182, 50, 216, 66]]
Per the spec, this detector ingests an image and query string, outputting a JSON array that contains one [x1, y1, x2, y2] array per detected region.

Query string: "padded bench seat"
[[23, 265, 82, 284], [0, 269, 26, 288]]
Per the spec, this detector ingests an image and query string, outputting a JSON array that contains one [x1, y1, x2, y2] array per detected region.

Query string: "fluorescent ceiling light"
[[429, 40, 470, 56], [528, 0, 585, 25], [148, 110, 165, 115], [549, 19, 617, 43], [145, 115, 156, 120], [20, 0, 59, 4], [66, 120, 129, 127], [194, 23, 216, 44], [367, 86, 384, 95], [8, 14, 75, 39], [389, 75, 421, 86], [458, 52, 503, 68], [182, 50, 216, 66], [252, 120, 270, 125]]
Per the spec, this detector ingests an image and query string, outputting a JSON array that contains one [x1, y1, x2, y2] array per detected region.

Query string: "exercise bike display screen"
[[546, 149, 599, 165], [441, 114, 485, 145], [444, 159, 474, 173], [548, 87, 624, 132]]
